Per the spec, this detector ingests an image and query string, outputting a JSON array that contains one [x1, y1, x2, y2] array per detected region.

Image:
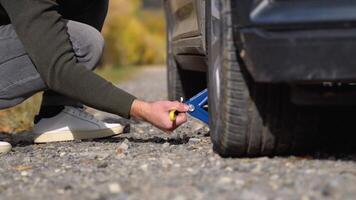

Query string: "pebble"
[[188, 138, 201, 144], [190, 121, 205, 132], [140, 164, 148, 172], [161, 158, 173, 168], [186, 168, 194, 173], [173, 195, 187, 200], [235, 179, 245, 187], [119, 139, 130, 150], [162, 142, 170, 148], [218, 177, 232, 184], [117, 139, 130, 157], [97, 162, 108, 168], [269, 181, 279, 190], [21, 171, 29, 177], [108, 183, 122, 194], [301, 195, 310, 200], [251, 163, 262, 173], [0, 142, 12, 154]]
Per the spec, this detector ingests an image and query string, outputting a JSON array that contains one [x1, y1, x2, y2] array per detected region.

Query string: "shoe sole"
[[33, 125, 124, 143]]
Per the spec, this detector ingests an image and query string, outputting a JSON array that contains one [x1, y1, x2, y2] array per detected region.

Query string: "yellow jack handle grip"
[[169, 110, 178, 121]]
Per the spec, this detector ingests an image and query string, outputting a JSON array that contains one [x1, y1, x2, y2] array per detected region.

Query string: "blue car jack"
[[169, 89, 209, 125], [185, 89, 209, 124]]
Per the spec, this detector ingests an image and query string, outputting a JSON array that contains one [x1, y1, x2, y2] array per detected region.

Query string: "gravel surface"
[[1, 67, 356, 200]]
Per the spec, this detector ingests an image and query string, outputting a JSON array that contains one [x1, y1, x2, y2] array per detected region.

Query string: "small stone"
[[0, 142, 12, 154], [64, 185, 73, 191], [108, 183, 122, 194], [59, 152, 66, 157], [305, 169, 315, 174], [117, 139, 130, 157], [161, 158, 173, 168], [188, 138, 201, 144], [301, 195, 310, 200], [119, 139, 130, 150], [218, 177, 232, 184], [270, 174, 279, 180], [23, 157, 31, 163], [225, 167, 233, 172], [269, 181, 279, 190], [321, 182, 336, 197], [57, 189, 65, 194], [162, 142, 170, 148], [64, 165, 72, 169], [186, 168, 194, 173], [190, 121, 205, 132], [98, 162, 108, 168], [173, 195, 187, 200], [235, 179, 245, 187], [140, 164, 148, 172], [251, 163, 262, 173], [21, 171, 29, 177]]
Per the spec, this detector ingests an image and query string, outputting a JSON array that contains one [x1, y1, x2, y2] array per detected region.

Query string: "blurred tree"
[[102, 0, 165, 67]]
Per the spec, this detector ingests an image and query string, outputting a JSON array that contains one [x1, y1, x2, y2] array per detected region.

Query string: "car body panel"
[[168, 0, 201, 40], [233, 0, 356, 28], [165, 0, 356, 82], [232, 0, 356, 82], [164, 0, 207, 72]]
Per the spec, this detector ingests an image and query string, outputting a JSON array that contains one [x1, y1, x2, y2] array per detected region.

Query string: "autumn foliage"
[[102, 0, 165, 67]]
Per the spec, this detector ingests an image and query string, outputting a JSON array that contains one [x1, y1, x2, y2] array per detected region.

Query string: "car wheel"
[[207, 0, 319, 157], [167, 52, 206, 100]]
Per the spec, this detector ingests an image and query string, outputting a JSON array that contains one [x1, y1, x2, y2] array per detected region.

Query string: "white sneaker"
[[33, 106, 124, 143], [0, 141, 12, 153]]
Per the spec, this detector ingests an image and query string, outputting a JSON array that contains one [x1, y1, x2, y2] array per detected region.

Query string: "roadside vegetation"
[[102, 0, 165, 67]]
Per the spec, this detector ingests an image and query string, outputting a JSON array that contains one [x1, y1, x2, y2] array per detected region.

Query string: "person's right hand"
[[130, 99, 189, 132]]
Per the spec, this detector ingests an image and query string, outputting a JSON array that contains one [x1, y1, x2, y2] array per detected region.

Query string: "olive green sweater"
[[0, 0, 136, 118]]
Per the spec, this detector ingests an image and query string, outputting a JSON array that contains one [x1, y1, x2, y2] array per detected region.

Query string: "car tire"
[[207, 0, 319, 157], [167, 53, 206, 100]]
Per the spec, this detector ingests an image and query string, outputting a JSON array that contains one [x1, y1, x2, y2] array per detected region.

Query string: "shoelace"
[[65, 107, 100, 123]]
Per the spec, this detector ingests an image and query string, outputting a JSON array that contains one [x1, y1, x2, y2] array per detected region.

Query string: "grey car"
[[164, 0, 356, 157]]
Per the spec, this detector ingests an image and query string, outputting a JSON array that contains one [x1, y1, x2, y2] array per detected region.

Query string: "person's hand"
[[130, 99, 189, 132]]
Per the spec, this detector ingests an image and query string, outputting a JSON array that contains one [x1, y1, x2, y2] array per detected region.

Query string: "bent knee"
[[66, 20, 105, 70]]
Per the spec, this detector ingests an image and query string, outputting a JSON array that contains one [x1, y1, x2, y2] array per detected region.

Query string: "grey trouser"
[[0, 0, 108, 109]]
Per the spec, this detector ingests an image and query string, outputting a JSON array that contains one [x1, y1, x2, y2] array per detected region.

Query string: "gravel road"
[[1, 67, 356, 200]]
